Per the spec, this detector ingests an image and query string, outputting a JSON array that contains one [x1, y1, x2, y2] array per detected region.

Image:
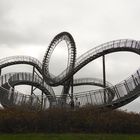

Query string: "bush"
[[0, 106, 140, 133]]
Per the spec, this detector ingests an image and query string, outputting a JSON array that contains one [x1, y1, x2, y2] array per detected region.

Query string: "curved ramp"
[[73, 69, 140, 109], [0, 72, 55, 107], [0, 32, 140, 110], [0, 55, 42, 73]]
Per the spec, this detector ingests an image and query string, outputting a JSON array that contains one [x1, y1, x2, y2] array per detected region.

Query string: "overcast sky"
[[0, 0, 140, 112]]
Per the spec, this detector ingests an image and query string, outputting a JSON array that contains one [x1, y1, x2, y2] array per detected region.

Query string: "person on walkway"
[[75, 97, 80, 109], [70, 99, 74, 110]]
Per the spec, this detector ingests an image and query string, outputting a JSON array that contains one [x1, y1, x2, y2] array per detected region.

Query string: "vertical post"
[[71, 77, 74, 100], [103, 55, 106, 103], [40, 78, 45, 110], [86, 94, 89, 103], [31, 66, 35, 95], [132, 75, 137, 87], [30, 66, 35, 107], [0, 69, 1, 76], [137, 70, 140, 79], [70, 76, 74, 109], [39, 76, 45, 110], [40, 91, 44, 110], [94, 93, 98, 104], [124, 80, 130, 93], [89, 93, 93, 105], [10, 86, 15, 105], [43, 97, 47, 109]]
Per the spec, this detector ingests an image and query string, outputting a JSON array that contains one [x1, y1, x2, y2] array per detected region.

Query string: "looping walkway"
[[0, 32, 140, 109]]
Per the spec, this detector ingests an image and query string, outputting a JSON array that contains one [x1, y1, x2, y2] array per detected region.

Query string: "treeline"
[[0, 106, 140, 133]]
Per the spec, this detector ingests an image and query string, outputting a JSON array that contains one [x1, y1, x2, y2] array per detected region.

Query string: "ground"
[[0, 134, 140, 140]]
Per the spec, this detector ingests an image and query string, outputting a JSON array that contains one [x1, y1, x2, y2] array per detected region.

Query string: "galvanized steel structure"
[[0, 32, 140, 110]]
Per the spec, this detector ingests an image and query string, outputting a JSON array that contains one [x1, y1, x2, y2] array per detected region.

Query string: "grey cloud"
[[0, 0, 84, 45]]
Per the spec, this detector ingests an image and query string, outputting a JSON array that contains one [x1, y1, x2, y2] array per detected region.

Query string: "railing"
[[8, 72, 55, 97], [0, 85, 43, 109], [0, 72, 55, 97], [0, 68, 139, 109], [0, 33, 140, 110], [70, 68, 140, 108], [44, 39, 139, 86], [0, 55, 42, 72]]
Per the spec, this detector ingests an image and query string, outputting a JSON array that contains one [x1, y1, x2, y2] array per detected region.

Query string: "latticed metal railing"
[[0, 55, 42, 73], [0, 32, 139, 110], [69, 69, 140, 109], [53, 39, 139, 84], [0, 72, 55, 97], [0, 68, 139, 109], [0, 85, 43, 109]]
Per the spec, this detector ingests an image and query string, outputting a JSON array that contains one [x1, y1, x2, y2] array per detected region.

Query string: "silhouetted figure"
[[70, 99, 74, 110], [75, 97, 80, 109]]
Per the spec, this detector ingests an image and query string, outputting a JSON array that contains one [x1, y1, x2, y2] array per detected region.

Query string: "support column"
[[132, 75, 137, 87], [10, 86, 15, 105], [31, 66, 35, 95], [89, 93, 93, 105], [71, 77, 74, 100], [103, 55, 106, 103], [0, 69, 1, 76], [30, 67, 35, 107], [70, 76, 74, 109], [40, 91, 44, 110], [40, 78, 45, 110]]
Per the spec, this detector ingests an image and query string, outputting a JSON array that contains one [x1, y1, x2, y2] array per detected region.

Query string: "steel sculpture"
[[0, 32, 140, 110]]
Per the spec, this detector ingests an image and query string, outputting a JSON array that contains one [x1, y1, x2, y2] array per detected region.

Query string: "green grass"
[[0, 134, 140, 140]]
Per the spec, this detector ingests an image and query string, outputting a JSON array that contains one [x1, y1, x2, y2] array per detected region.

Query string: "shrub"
[[0, 106, 140, 133]]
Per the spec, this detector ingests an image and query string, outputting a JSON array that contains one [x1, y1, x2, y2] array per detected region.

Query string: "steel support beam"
[[10, 86, 15, 105], [40, 91, 44, 110], [132, 75, 137, 86], [31, 66, 35, 95], [31, 66, 44, 109], [71, 76, 74, 100], [70, 76, 74, 109], [103, 55, 106, 103], [40, 78, 44, 110]]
